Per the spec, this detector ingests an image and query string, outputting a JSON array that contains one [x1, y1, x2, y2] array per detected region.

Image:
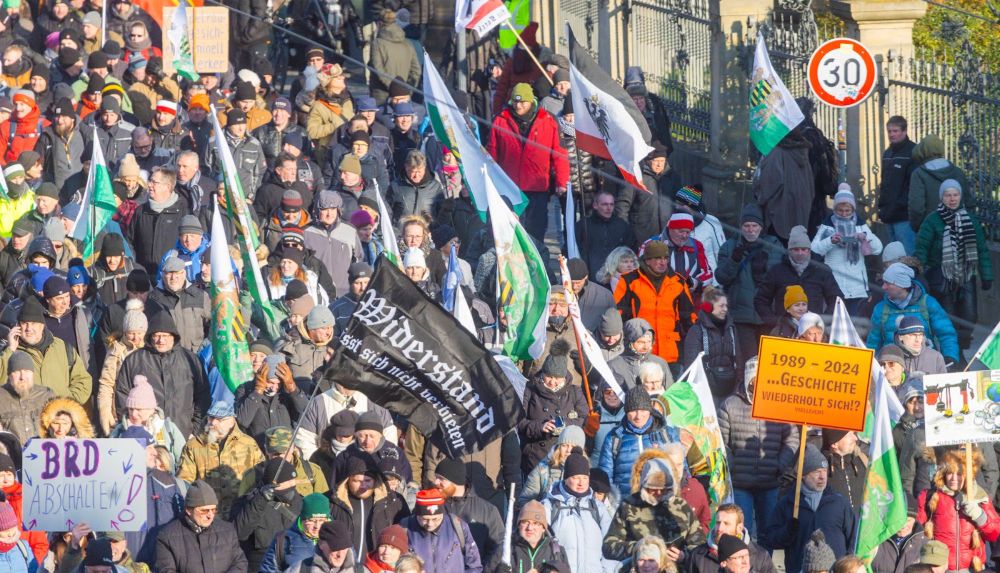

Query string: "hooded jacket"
[[718, 384, 798, 491], [761, 486, 856, 573], [0, 236, 29, 286], [404, 512, 482, 573], [908, 136, 970, 231], [38, 396, 95, 438], [261, 523, 318, 573], [124, 195, 184, 278], [602, 487, 705, 562], [489, 106, 569, 193], [869, 529, 927, 573], [1, 99, 44, 164], [811, 213, 883, 299], [517, 379, 589, 473], [607, 319, 672, 392], [877, 137, 916, 225], [0, 331, 91, 404], [205, 130, 267, 199], [753, 134, 814, 240], [715, 234, 783, 326], [597, 409, 681, 494], [543, 481, 615, 573], [866, 281, 960, 362], [2, 480, 50, 564], [36, 121, 88, 201], [368, 24, 422, 103], [149, 284, 211, 353], [614, 266, 696, 364]]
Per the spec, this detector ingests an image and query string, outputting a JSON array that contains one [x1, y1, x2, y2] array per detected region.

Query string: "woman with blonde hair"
[[266, 247, 328, 306], [393, 554, 425, 573], [596, 246, 639, 291], [629, 535, 678, 573]]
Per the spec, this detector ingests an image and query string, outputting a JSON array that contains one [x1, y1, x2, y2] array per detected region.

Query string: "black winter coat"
[[444, 492, 505, 566], [390, 170, 444, 220], [115, 345, 210, 438], [0, 241, 25, 289], [685, 536, 776, 573], [517, 381, 589, 473], [434, 195, 487, 266], [234, 381, 310, 448], [825, 451, 868, 511], [870, 531, 927, 573], [227, 0, 271, 47], [576, 212, 635, 285], [328, 481, 410, 557], [682, 310, 740, 398], [125, 199, 185, 278], [233, 488, 303, 573], [752, 257, 843, 329], [616, 163, 681, 245], [877, 138, 917, 225], [156, 516, 248, 573], [718, 386, 799, 490]]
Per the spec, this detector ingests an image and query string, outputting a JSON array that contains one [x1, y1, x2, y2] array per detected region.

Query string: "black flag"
[[324, 257, 524, 458]]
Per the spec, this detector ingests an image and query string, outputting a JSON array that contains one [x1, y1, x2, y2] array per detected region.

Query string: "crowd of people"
[[0, 2, 994, 573]]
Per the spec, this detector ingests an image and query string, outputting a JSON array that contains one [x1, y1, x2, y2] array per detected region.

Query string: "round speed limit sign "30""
[[807, 38, 877, 108]]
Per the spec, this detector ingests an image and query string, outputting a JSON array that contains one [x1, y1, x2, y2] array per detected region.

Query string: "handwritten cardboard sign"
[[22, 439, 147, 531], [923, 370, 1000, 447], [162, 6, 230, 74], [752, 336, 873, 431]]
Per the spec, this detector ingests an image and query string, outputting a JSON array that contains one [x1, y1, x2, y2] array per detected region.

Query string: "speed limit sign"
[[807, 38, 877, 108]]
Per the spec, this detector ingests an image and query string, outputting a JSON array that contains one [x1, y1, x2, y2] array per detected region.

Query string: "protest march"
[[0, 1, 997, 573]]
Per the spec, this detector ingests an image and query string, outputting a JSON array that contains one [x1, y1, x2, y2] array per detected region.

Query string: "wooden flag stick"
[[504, 20, 552, 86], [966, 442, 974, 497], [793, 423, 808, 519]]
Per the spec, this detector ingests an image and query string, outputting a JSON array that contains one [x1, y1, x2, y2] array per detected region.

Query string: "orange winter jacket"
[[613, 268, 697, 363]]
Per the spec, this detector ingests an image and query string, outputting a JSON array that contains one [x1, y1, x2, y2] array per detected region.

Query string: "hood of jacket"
[[39, 396, 96, 438], [920, 158, 962, 181], [912, 134, 945, 164], [377, 23, 406, 43]]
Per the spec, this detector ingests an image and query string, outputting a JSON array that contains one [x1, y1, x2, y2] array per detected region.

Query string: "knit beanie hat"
[[717, 533, 749, 562], [354, 411, 384, 433], [896, 315, 926, 336], [674, 185, 703, 211], [185, 480, 219, 507], [317, 520, 352, 552], [783, 285, 808, 309], [0, 454, 13, 474], [339, 154, 362, 176], [19, 296, 46, 323], [590, 468, 611, 494], [403, 247, 426, 269], [539, 339, 570, 378], [797, 312, 825, 337], [801, 443, 828, 475], [126, 375, 158, 409], [563, 452, 590, 478], [414, 489, 445, 516], [667, 213, 695, 231], [939, 178, 962, 200], [787, 225, 811, 249], [83, 537, 115, 567], [553, 427, 583, 452], [0, 494, 16, 530], [435, 458, 467, 485], [123, 304, 148, 334], [510, 82, 534, 104], [878, 344, 906, 365], [300, 492, 331, 521], [882, 241, 906, 264], [599, 307, 623, 336], [625, 385, 653, 413], [8, 350, 33, 374], [833, 186, 856, 209], [120, 425, 153, 445], [518, 500, 547, 525], [640, 457, 673, 490], [801, 530, 836, 572], [740, 203, 765, 226], [821, 429, 850, 450], [377, 524, 409, 553], [882, 262, 914, 289], [305, 306, 335, 330]]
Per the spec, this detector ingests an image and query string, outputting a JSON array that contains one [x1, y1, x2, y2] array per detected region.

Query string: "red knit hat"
[[377, 524, 409, 553], [414, 489, 445, 516], [667, 212, 695, 231], [0, 494, 17, 530]]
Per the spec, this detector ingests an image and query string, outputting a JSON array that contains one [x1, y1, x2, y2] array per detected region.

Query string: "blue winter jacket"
[[159, 234, 210, 284], [0, 541, 36, 573], [260, 523, 316, 573], [130, 469, 186, 564], [597, 410, 680, 493], [761, 487, 857, 573], [866, 281, 959, 361]]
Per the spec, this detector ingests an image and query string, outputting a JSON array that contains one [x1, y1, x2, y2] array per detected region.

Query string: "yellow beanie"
[[784, 285, 808, 310]]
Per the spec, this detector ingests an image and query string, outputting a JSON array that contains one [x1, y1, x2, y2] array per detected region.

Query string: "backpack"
[[549, 495, 603, 528]]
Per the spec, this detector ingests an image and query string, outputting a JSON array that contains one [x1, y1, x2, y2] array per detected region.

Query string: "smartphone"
[[666, 535, 684, 550], [553, 416, 565, 429], [265, 354, 286, 379]]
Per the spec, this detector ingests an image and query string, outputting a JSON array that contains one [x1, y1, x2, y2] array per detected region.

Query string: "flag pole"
[[561, 255, 593, 412], [967, 319, 1000, 368], [503, 19, 551, 85], [792, 423, 807, 519]]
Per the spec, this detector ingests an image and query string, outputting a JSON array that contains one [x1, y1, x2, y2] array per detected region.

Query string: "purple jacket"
[[404, 513, 483, 573]]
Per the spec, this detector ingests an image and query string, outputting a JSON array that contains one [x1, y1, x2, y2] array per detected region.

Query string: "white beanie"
[[797, 312, 825, 337], [882, 241, 906, 264], [403, 247, 426, 269]]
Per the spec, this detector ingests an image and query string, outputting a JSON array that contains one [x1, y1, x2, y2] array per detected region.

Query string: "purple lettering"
[[82, 441, 99, 476], [64, 441, 80, 477], [41, 442, 59, 479]]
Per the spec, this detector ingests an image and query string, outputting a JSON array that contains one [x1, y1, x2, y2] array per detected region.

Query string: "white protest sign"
[[924, 370, 1000, 447], [22, 438, 147, 531]]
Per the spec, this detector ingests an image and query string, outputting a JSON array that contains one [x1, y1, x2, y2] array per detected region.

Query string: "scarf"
[[789, 257, 810, 276], [801, 482, 824, 511], [937, 203, 978, 285], [557, 115, 575, 137], [148, 192, 179, 213], [831, 214, 861, 264], [513, 106, 538, 138], [114, 199, 140, 227], [439, 165, 463, 198], [0, 540, 17, 553]]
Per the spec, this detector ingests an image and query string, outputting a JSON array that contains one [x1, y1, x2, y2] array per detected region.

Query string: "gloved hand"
[[253, 367, 269, 395], [276, 362, 297, 393], [960, 494, 987, 524], [982, 280, 993, 291], [732, 243, 747, 262]]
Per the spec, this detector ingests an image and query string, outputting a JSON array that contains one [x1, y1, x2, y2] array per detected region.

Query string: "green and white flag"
[[484, 168, 549, 361], [210, 105, 282, 340], [971, 320, 1000, 369], [856, 367, 907, 567], [423, 51, 527, 217], [70, 125, 117, 261], [209, 201, 254, 393], [749, 34, 804, 156], [662, 354, 733, 510], [373, 181, 400, 267], [168, 0, 198, 82]]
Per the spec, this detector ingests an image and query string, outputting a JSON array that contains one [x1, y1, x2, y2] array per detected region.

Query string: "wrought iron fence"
[[630, 0, 713, 150]]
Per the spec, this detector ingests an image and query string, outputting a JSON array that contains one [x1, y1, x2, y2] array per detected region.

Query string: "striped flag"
[[423, 51, 528, 216], [485, 167, 550, 360], [749, 34, 805, 156], [373, 181, 400, 268], [70, 125, 118, 261], [567, 24, 653, 192], [209, 201, 253, 393], [455, 0, 510, 35], [209, 106, 282, 340], [168, 0, 198, 82]]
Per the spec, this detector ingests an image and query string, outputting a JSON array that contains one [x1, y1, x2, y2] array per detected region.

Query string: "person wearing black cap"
[[327, 120, 390, 195], [430, 223, 472, 289], [328, 455, 410, 563], [564, 257, 616, 334], [540, 68, 571, 118], [253, 95, 310, 165], [232, 457, 304, 572], [870, 493, 927, 573], [761, 443, 856, 573], [0, 295, 91, 404], [332, 411, 411, 485], [289, 519, 359, 572], [41, 274, 93, 371], [255, 154, 314, 221], [156, 480, 249, 573], [114, 311, 210, 438], [519, 338, 589, 473], [279, 130, 326, 198], [616, 142, 681, 245], [715, 203, 782, 363], [819, 428, 867, 510], [302, 189, 361, 298], [205, 105, 266, 198], [225, 80, 273, 133], [540, 451, 613, 573], [432, 458, 505, 566], [331, 262, 372, 335]]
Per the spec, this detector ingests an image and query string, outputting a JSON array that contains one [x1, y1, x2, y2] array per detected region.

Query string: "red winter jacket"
[[489, 106, 569, 194], [2, 481, 49, 564], [0, 100, 44, 164], [918, 485, 1000, 571]]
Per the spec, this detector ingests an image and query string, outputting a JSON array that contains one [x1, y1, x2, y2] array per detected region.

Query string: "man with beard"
[[0, 350, 54, 443], [155, 481, 248, 573], [329, 457, 410, 562], [233, 457, 303, 572], [433, 459, 504, 567], [178, 401, 264, 518], [130, 127, 168, 173], [0, 219, 32, 287], [0, 297, 90, 403], [687, 504, 777, 573], [331, 262, 372, 335]]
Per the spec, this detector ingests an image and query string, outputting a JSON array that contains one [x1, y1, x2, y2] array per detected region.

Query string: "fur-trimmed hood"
[[38, 397, 95, 438], [629, 447, 684, 496]]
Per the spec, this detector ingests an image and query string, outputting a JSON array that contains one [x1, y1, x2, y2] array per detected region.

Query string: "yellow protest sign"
[[162, 6, 229, 74], [751, 336, 873, 431]]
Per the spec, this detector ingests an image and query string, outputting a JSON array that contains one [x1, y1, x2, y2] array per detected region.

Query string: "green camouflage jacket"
[[602, 492, 706, 562]]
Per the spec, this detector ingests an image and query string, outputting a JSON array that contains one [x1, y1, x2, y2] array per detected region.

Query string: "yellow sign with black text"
[[752, 336, 873, 431]]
